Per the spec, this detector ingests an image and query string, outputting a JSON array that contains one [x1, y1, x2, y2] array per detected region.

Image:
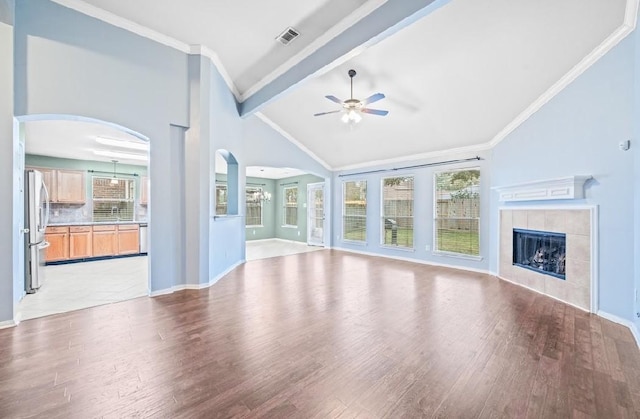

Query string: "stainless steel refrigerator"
[[25, 169, 50, 293]]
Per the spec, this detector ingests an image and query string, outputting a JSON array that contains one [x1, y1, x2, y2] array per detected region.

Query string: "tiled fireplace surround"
[[499, 207, 596, 312]]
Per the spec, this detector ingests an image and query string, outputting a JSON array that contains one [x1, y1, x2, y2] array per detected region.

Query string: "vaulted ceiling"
[[47, 0, 634, 170]]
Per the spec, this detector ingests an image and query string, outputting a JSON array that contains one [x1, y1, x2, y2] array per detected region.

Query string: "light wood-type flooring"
[[1, 249, 639, 418]]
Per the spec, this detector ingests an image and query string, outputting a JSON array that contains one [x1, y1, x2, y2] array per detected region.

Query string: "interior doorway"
[[15, 116, 150, 320], [307, 182, 325, 247]]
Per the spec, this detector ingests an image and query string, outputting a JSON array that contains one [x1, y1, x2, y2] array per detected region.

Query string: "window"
[[92, 176, 135, 222], [381, 176, 414, 248], [343, 180, 367, 242], [215, 183, 227, 215], [434, 169, 480, 256], [246, 186, 263, 227], [283, 186, 298, 226]]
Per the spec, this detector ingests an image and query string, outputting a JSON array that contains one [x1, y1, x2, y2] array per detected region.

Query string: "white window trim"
[[380, 175, 415, 250], [245, 186, 264, 227], [432, 166, 481, 257], [282, 185, 298, 227], [342, 179, 367, 243]]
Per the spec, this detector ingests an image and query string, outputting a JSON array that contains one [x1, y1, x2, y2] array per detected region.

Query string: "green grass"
[[437, 229, 479, 255], [344, 227, 479, 256]]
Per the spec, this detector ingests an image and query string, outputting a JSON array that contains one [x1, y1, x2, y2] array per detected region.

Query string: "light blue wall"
[[491, 35, 635, 321], [332, 151, 492, 272], [1, 15, 15, 323], [12, 0, 190, 298], [274, 174, 324, 243], [634, 20, 640, 332]]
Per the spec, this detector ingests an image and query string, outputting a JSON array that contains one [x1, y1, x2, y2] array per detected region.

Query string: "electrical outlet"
[[53, 210, 59, 217], [425, 245, 430, 251], [252, 230, 256, 235], [297, 231, 301, 236]]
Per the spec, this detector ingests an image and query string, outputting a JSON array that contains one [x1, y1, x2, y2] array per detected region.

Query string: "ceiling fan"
[[314, 69, 389, 124]]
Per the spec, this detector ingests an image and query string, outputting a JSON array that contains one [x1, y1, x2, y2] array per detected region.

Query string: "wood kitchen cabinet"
[[92, 225, 118, 257], [45, 226, 69, 262], [69, 226, 92, 259], [140, 176, 149, 205], [25, 167, 86, 204], [56, 170, 85, 204], [117, 224, 140, 255]]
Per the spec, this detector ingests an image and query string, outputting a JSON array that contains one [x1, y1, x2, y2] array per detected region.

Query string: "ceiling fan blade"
[[325, 95, 344, 104], [313, 110, 343, 117], [361, 93, 385, 106], [361, 108, 389, 116]]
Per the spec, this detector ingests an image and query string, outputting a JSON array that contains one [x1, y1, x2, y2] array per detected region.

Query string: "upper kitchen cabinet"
[[140, 176, 149, 206], [56, 170, 86, 204], [26, 167, 86, 204]]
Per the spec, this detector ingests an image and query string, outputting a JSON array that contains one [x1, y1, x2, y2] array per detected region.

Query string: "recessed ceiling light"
[[92, 149, 148, 161], [95, 136, 149, 151]]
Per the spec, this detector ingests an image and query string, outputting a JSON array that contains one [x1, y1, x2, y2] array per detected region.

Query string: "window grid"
[[246, 186, 263, 227], [434, 169, 480, 256], [283, 186, 298, 226], [215, 183, 227, 216], [381, 176, 414, 248], [343, 180, 367, 242], [92, 176, 135, 222]]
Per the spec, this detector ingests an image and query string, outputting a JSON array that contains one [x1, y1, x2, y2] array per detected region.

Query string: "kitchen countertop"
[[49, 221, 147, 226]]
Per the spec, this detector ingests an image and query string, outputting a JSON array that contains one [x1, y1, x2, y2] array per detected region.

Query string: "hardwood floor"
[[1, 249, 639, 418]]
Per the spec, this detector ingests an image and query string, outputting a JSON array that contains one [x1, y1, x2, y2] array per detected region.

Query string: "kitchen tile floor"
[[17, 256, 148, 321], [246, 239, 324, 261]]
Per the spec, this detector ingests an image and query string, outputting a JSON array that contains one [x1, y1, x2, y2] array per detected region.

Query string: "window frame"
[[282, 185, 298, 227], [342, 179, 367, 244], [380, 175, 415, 250], [91, 175, 136, 222], [432, 167, 481, 260], [245, 186, 264, 227], [215, 182, 228, 216]]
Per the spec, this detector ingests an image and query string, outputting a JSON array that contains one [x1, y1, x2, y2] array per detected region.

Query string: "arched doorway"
[[14, 114, 151, 320]]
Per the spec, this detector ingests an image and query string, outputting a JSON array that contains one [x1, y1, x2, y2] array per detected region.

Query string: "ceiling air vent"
[[276, 27, 300, 46]]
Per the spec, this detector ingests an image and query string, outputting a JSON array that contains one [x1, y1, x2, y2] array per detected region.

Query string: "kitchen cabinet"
[[92, 225, 118, 257], [56, 170, 85, 204], [25, 167, 86, 204], [140, 176, 149, 206], [69, 226, 92, 259], [117, 224, 140, 255], [45, 226, 69, 262]]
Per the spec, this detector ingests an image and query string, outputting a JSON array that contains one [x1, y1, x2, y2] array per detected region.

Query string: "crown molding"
[[254, 112, 332, 171], [489, 0, 639, 148], [333, 142, 491, 172], [239, 0, 388, 102], [189, 45, 241, 101], [50, 0, 241, 101]]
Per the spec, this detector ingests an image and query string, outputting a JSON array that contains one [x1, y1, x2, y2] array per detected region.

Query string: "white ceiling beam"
[[239, 0, 452, 117]]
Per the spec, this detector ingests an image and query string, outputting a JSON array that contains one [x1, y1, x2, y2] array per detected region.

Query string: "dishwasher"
[[139, 224, 148, 254]]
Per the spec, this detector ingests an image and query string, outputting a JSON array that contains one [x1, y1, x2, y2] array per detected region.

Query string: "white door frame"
[[307, 182, 325, 247]]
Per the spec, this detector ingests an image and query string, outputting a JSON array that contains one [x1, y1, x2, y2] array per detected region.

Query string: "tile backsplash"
[[49, 202, 147, 224]]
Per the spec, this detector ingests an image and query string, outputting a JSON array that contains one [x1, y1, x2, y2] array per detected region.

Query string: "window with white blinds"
[[215, 183, 227, 215], [283, 186, 298, 226], [343, 180, 367, 242], [434, 169, 480, 256], [92, 176, 135, 222], [381, 176, 414, 248], [246, 186, 263, 227]]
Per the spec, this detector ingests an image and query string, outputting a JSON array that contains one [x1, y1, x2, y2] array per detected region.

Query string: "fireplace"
[[512, 228, 566, 280]]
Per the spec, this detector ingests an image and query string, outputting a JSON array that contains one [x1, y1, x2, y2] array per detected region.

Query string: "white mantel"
[[493, 176, 592, 202]]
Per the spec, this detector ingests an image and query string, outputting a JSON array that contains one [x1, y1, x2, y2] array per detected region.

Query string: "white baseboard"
[[333, 247, 491, 276], [149, 260, 245, 297], [498, 275, 590, 313], [598, 310, 640, 348], [0, 319, 18, 329]]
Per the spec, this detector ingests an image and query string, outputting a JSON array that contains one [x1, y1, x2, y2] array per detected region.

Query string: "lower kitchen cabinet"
[[45, 226, 69, 262], [69, 226, 92, 259], [117, 224, 140, 255], [92, 225, 118, 257]]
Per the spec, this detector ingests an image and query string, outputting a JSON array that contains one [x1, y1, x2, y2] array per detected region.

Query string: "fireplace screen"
[[513, 229, 566, 280]]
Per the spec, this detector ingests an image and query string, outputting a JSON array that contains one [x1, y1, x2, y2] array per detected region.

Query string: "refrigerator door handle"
[[39, 241, 50, 250], [41, 180, 50, 230]]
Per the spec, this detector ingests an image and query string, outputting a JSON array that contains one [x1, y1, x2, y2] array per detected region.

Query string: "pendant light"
[[110, 160, 119, 185]]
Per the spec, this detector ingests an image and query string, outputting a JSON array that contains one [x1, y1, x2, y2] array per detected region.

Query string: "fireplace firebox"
[[512, 228, 566, 280]]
